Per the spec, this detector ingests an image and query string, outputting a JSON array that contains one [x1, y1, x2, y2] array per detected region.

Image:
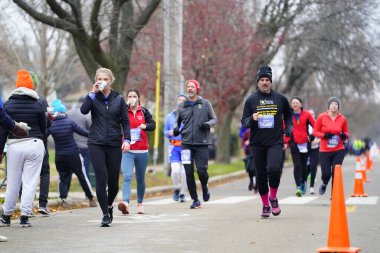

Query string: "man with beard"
[[173, 80, 217, 209]]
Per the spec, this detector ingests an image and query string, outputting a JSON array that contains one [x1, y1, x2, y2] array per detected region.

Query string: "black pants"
[[290, 142, 309, 187], [182, 145, 209, 201], [38, 146, 50, 208], [307, 148, 319, 187], [319, 149, 346, 186], [88, 144, 122, 215], [55, 154, 93, 200], [252, 144, 284, 195]]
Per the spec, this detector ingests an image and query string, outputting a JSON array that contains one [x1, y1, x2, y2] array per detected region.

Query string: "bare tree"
[[281, 0, 380, 98], [13, 0, 161, 93]]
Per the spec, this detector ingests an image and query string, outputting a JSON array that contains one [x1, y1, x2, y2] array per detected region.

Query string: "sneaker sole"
[[100, 223, 110, 227], [190, 205, 201, 209], [21, 224, 32, 228], [117, 203, 129, 215], [272, 209, 281, 216], [37, 210, 50, 216]]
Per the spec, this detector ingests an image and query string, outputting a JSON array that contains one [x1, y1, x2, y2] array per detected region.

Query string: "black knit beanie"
[[256, 66, 272, 83]]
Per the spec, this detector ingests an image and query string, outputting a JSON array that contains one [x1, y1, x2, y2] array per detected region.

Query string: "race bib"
[[130, 128, 141, 144], [327, 135, 339, 148], [181, 149, 191, 164], [258, 115, 274, 129], [297, 143, 308, 153]]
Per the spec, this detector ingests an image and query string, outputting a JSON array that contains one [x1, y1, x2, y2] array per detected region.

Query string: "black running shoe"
[[20, 215, 31, 227], [101, 214, 111, 227], [202, 186, 210, 202], [0, 215, 11, 227], [108, 207, 113, 223]]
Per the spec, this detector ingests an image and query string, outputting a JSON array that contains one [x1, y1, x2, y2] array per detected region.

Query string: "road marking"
[[346, 205, 356, 213], [144, 198, 177, 205], [279, 196, 319, 205], [345, 196, 378, 205], [88, 213, 190, 224], [206, 196, 257, 204]]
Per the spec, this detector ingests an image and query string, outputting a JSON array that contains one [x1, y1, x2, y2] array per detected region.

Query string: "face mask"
[[99, 81, 107, 91]]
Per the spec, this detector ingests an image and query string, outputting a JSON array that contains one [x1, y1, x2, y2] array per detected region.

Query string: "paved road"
[[1, 155, 379, 253]]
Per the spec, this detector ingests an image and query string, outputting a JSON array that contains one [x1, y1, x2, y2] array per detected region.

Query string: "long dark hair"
[[126, 88, 141, 106]]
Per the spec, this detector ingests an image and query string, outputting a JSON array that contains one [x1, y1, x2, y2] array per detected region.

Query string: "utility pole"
[[163, 0, 183, 171]]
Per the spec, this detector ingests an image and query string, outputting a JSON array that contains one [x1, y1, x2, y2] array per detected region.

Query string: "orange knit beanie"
[[16, 69, 34, 90]]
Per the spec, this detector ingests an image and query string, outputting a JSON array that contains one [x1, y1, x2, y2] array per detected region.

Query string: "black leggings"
[[182, 145, 209, 201], [319, 149, 346, 186], [307, 148, 319, 187], [88, 144, 122, 215], [252, 144, 284, 195], [290, 142, 309, 187], [55, 154, 93, 200]]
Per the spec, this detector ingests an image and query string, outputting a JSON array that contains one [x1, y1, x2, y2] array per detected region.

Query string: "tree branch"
[[13, 0, 77, 32], [90, 0, 102, 40]]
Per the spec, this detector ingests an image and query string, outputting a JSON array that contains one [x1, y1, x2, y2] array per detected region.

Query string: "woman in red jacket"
[[289, 97, 315, 197], [313, 97, 349, 195], [118, 88, 156, 215]]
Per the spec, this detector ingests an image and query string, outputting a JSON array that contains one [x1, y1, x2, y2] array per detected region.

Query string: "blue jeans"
[[121, 152, 149, 203]]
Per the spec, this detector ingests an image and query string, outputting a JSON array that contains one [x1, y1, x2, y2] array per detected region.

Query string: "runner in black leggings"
[[313, 97, 349, 196], [81, 68, 131, 227], [242, 66, 293, 218]]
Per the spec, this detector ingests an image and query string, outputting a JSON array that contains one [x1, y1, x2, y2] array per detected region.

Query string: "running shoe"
[[309, 187, 315, 195], [269, 198, 281, 216], [100, 214, 111, 227], [319, 184, 327, 195], [295, 187, 302, 197], [172, 189, 180, 201], [0, 215, 11, 227], [301, 182, 307, 195], [190, 200, 201, 209], [261, 205, 271, 218], [179, 194, 186, 203], [20, 216, 31, 227], [202, 186, 210, 202], [38, 206, 50, 216], [118, 202, 129, 215], [137, 203, 144, 214]]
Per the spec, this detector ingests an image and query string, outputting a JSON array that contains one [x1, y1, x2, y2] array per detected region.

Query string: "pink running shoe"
[[261, 205, 271, 218], [269, 198, 281, 216]]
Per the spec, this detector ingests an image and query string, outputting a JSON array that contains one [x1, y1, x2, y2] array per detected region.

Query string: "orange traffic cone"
[[350, 171, 368, 197], [316, 165, 361, 253], [365, 152, 373, 171], [355, 156, 369, 182]]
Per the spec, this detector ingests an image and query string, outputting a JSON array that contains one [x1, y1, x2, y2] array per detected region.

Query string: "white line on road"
[[206, 196, 257, 204], [144, 198, 177, 205], [346, 196, 378, 205], [279, 196, 319, 205]]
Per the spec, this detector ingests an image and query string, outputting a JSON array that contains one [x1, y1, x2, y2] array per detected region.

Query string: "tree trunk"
[[215, 111, 234, 164]]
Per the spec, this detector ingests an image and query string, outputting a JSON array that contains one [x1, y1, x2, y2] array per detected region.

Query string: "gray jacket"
[[67, 107, 91, 149], [175, 96, 217, 145]]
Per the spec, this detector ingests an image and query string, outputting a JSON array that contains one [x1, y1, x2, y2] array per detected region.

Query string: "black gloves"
[[340, 132, 347, 140], [173, 127, 180, 136], [200, 123, 210, 130], [309, 135, 315, 142], [323, 132, 334, 139]]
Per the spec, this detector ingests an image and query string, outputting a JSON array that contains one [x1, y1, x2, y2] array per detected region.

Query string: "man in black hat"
[[241, 66, 293, 218]]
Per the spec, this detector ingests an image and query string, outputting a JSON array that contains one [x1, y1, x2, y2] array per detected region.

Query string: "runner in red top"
[[313, 97, 349, 195], [289, 97, 315, 197]]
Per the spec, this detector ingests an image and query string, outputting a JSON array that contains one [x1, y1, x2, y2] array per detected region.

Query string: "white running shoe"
[[309, 187, 315, 195]]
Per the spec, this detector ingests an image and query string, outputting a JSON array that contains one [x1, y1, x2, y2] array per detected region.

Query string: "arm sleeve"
[[80, 94, 93, 115], [120, 98, 131, 142], [241, 97, 254, 128], [312, 116, 324, 138], [163, 114, 172, 138], [204, 100, 217, 126], [143, 108, 156, 131], [72, 120, 89, 137], [283, 97, 293, 135]]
